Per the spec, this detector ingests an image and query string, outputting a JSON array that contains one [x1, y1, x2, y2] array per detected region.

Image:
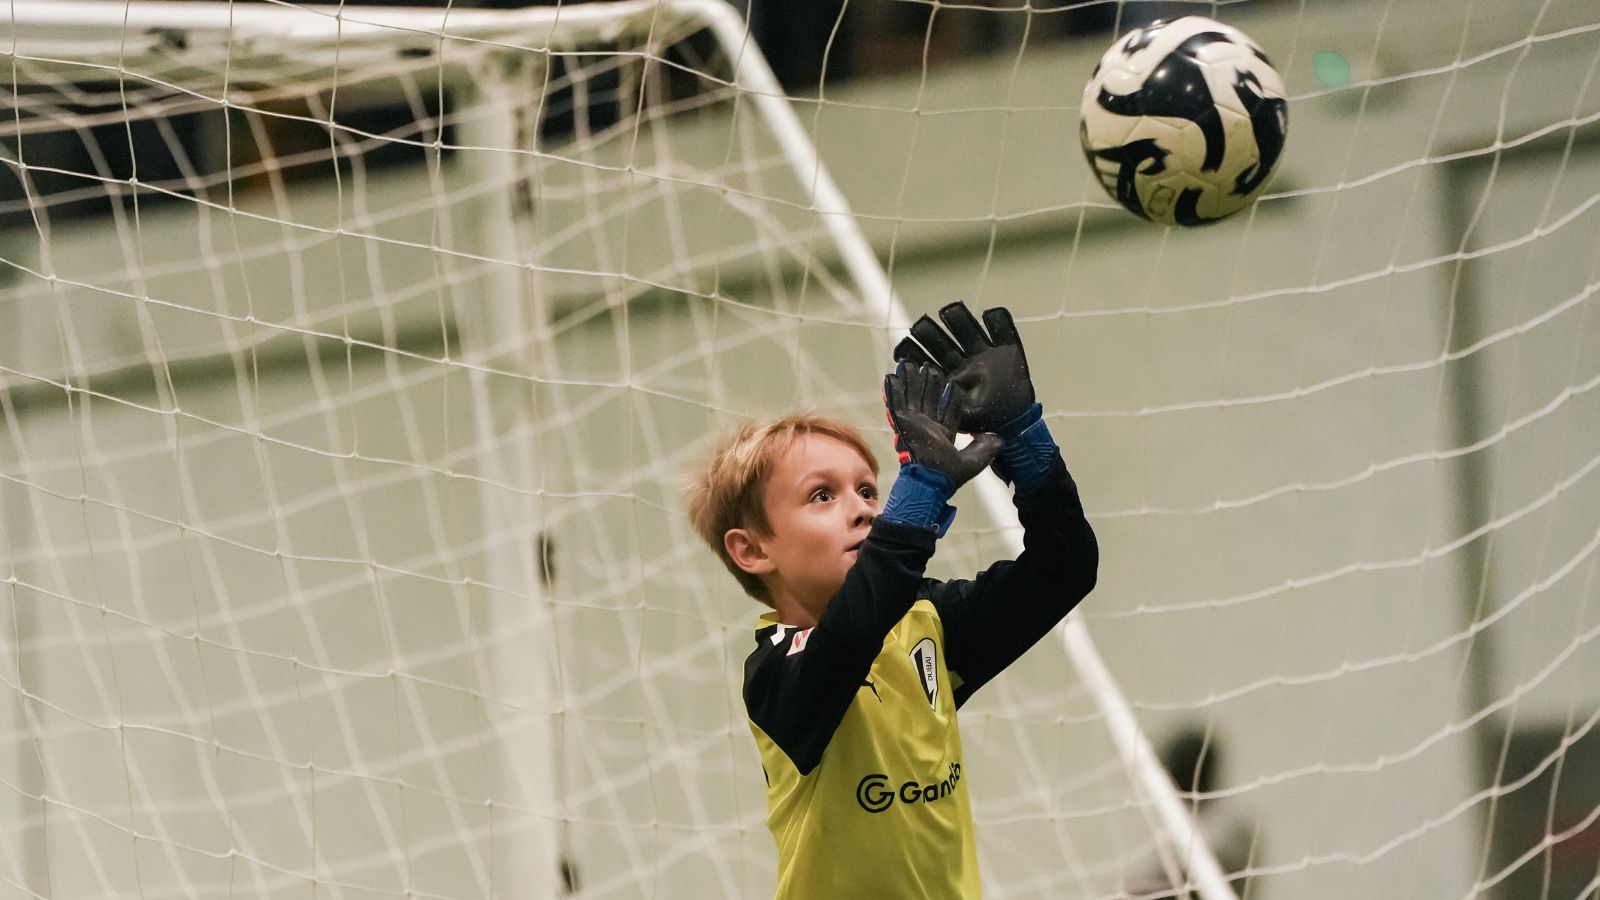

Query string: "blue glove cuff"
[[878, 464, 958, 536], [997, 402, 1043, 439], [992, 403, 1058, 495]]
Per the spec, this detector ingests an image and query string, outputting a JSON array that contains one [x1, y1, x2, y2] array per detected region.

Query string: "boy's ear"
[[724, 528, 776, 576]]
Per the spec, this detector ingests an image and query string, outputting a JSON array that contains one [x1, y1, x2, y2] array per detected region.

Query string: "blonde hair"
[[684, 413, 879, 605]]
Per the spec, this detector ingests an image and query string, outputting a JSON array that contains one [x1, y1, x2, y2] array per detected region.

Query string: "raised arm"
[[895, 302, 1099, 703], [926, 456, 1098, 705]]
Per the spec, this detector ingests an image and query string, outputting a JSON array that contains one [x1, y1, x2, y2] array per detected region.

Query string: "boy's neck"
[[769, 589, 823, 629]]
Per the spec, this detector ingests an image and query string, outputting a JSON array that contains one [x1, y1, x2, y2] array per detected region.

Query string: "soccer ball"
[[1079, 16, 1289, 226]]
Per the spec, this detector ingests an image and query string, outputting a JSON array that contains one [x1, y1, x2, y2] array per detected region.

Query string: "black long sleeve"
[[742, 519, 937, 775], [927, 456, 1099, 707]]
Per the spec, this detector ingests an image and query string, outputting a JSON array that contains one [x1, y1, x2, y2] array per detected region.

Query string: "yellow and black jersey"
[[743, 458, 1097, 900]]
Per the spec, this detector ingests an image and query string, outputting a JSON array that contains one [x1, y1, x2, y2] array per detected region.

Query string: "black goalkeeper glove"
[[893, 301, 1035, 434], [883, 361, 1001, 490]]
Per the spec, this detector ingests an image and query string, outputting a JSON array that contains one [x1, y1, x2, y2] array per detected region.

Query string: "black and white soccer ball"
[[1079, 16, 1289, 226]]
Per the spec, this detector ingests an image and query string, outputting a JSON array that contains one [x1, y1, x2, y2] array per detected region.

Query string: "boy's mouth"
[[845, 540, 864, 554]]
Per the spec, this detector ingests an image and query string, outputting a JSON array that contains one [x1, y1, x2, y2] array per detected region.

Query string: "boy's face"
[[729, 434, 879, 622]]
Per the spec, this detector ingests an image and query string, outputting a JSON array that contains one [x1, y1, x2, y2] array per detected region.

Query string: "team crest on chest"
[[910, 637, 938, 707]]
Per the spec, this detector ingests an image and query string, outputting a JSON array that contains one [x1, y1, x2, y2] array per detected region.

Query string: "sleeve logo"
[[910, 637, 938, 707]]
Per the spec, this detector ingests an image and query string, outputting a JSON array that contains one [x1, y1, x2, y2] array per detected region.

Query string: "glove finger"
[[924, 365, 952, 417], [884, 374, 911, 464], [981, 306, 1023, 349], [885, 366, 908, 417], [914, 364, 940, 416], [938, 382, 966, 432], [893, 336, 937, 369], [939, 301, 992, 354], [909, 314, 964, 371], [902, 361, 925, 413], [958, 432, 1003, 476]]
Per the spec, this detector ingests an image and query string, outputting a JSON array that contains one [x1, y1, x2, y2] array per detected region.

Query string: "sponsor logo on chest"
[[855, 762, 962, 813]]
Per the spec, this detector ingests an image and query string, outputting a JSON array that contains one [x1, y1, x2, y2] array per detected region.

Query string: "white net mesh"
[[2, 1, 1599, 899]]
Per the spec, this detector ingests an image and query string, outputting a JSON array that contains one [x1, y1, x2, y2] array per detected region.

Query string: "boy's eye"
[[810, 488, 834, 503], [858, 485, 878, 502]]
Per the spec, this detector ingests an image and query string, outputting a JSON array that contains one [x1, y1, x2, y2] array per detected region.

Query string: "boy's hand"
[[893, 301, 1034, 433], [884, 361, 1002, 489]]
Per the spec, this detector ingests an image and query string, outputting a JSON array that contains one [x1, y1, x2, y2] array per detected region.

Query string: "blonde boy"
[[685, 303, 1098, 899]]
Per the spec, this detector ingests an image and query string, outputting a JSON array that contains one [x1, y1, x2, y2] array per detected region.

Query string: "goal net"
[[2, 1, 1599, 899]]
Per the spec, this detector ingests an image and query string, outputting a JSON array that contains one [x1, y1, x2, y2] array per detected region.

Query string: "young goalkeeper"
[[684, 303, 1098, 899]]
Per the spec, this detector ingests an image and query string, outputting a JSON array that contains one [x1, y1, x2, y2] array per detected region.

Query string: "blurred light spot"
[[1313, 51, 1352, 87]]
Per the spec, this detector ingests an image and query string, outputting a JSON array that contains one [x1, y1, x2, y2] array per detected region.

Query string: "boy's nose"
[[850, 495, 875, 527]]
